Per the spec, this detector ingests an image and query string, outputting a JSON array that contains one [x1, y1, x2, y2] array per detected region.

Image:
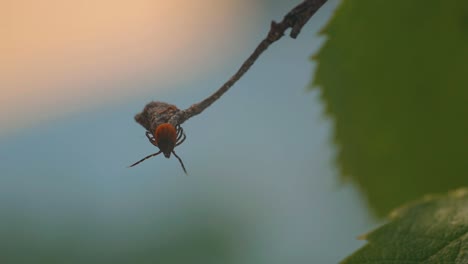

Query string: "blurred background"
[[7, 0, 465, 263]]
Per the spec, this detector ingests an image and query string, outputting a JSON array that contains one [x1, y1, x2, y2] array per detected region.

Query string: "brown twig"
[[167, 0, 328, 126]]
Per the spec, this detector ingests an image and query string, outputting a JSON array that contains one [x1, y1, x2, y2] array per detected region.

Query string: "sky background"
[[0, 0, 378, 263]]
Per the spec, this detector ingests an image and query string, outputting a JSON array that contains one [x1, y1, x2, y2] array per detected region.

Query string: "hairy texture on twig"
[[166, 0, 328, 127], [134, 101, 179, 133]]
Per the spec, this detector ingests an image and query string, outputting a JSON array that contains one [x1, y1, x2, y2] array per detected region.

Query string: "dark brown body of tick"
[[153, 123, 177, 158]]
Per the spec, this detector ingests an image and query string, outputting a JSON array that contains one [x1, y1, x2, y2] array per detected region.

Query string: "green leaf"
[[312, 0, 468, 216], [342, 188, 468, 263]]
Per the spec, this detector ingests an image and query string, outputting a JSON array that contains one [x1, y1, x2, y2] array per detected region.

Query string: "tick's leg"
[[128, 151, 162, 167], [146, 131, 158, 147], [172, 150, 187, 175], [176, 126, 184, 141], [176, 132, 186, 146], [145, 131, 155, 142]]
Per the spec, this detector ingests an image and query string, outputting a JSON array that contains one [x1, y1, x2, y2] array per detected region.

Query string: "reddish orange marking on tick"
[[154, 123, 177, 147]]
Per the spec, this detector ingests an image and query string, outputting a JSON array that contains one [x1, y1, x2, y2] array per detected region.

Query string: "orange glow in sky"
[[1, 0, 256, 135]]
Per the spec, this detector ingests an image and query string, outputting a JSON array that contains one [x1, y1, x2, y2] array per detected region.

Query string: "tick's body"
[[147, 123, 178, 158], [129, 123, 187, 174]]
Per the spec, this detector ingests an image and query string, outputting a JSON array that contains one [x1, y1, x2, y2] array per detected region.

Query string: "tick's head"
[[155, 123, 177, 158], [158, 139, 175, 158]]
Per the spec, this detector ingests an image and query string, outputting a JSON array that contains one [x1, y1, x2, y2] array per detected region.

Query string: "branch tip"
[[149, 0, 329, 127]]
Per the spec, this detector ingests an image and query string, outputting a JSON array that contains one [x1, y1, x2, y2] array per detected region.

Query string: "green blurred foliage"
[[0, 209, 238, 264], [312, 0, 468, 217], [342, 188, 468, 263]]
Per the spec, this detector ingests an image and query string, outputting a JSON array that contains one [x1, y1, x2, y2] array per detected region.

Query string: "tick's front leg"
[[146, 131, 158, 146]]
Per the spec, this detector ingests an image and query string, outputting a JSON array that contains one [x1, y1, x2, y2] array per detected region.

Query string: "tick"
[[129, 123, 187, 174]]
